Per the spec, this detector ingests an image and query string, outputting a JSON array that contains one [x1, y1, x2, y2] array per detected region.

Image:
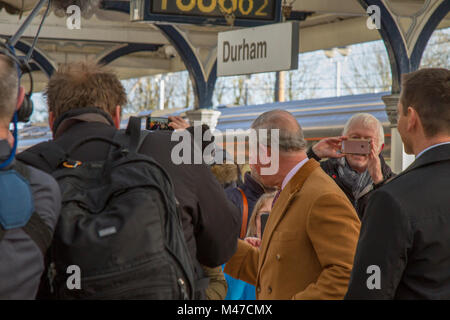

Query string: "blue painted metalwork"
[[205, 61, 217, 108], [17, 57, 40, 72], [28, 62, 40, 72], [157, 24, 217, 109], [358, 0, 450, 93], [410, 0, 450, 69], [358, 0, 409, 93], [14, 40, 54, 77], [98, 43, 163, 65], [101, 0, 130, 13], [101, 1, 218, 109]]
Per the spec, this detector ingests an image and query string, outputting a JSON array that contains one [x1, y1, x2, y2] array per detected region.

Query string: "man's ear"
[[16, 86, 25, 111], [114, 105, 121, 129], [406, 106, 419, 132], [48, 111, 55, 136]]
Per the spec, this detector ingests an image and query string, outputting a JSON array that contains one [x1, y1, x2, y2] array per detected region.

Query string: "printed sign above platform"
[[217, 21, 299, 76]]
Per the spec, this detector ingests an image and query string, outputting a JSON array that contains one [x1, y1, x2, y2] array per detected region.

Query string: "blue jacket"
[[224, 270, 256, 300]]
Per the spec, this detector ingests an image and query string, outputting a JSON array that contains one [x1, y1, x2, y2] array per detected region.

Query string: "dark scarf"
[[332, 157, 373, 200]]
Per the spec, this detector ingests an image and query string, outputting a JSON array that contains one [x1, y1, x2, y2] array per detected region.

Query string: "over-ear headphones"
[[0, 0, 50, 169], [0, 42, 34, 123]]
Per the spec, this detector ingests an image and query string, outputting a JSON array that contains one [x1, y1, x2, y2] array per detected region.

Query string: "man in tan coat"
[[224, 110, 361, 300]]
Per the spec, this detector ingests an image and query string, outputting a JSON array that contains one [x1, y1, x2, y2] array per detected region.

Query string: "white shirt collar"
[[416, 142, 450, 159], [281, 157, 309, 190]]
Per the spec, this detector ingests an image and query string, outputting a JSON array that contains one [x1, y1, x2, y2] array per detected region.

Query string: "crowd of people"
[[0, 51, 449, 300]]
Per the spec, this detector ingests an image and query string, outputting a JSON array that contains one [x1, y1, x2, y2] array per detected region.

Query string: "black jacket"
[[307, 147, 395, 219], [345, 143, 450, 299], [17, 109, 240, 270]]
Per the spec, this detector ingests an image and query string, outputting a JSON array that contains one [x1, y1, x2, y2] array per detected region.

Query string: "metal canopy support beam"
[[358, 0, 450, 172], [410, 3, 450, 70], [101, 1, 217, 109], [156, 24, 217, 109], [358, 0, 450, 96], [15, 40, 56, 77], [98, 43, 163, 65]]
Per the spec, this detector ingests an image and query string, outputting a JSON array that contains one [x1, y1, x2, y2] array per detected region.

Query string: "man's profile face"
[[250, 162, 278, 188], [345, 123, 380, 173], [249, 142, 281, 188], [397, 100, 413, 154]]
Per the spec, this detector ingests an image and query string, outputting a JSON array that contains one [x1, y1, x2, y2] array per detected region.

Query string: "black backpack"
[[36, 117, 196, 299]]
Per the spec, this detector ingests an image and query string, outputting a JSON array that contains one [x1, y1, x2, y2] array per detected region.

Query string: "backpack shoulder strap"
[[125, 116, 142, 153], [237, 187, 248, 239], [114, 117, 149, 153], [13, 161, 53, 255], [11, 159, 29, 177], [19, 141, 68, 173], [22, 213, 53, 256]]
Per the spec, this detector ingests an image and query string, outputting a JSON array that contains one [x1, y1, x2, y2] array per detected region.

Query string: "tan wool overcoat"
[[225, 159, 361, 299]]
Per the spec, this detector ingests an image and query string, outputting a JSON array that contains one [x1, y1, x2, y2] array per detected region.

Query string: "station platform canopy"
[[2, 0, 450, 173], [1, 0, 449, 92]]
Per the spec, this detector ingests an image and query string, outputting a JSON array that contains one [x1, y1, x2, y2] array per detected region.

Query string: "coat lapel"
[[258, 159, 321, 268], [388, 143, 450, 183]]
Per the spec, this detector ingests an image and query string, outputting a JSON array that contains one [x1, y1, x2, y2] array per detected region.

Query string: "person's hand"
[[367, 141, 383, 184], [244, 237, 261, 248], [312, 136, 347, 159], [168, 116, 190, 130]]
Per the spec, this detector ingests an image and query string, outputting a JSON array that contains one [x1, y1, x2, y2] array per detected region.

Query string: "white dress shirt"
[[416, 142, 450, 159]]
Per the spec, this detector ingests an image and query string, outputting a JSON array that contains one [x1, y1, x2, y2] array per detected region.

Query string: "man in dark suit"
[[17, 62, 240, 299], [346, 68, 450, 299]]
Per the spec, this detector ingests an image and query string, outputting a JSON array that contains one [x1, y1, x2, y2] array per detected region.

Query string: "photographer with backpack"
[[17, 61, 241, 300], [0, 50, 61, 299]]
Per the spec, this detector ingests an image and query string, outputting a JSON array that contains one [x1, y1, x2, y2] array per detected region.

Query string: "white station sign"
[[217, 21, 299, 77]]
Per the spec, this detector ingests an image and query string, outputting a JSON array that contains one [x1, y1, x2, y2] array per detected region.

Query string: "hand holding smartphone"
[[146, 116, 173, 131], [341, 139, 371, 155]]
